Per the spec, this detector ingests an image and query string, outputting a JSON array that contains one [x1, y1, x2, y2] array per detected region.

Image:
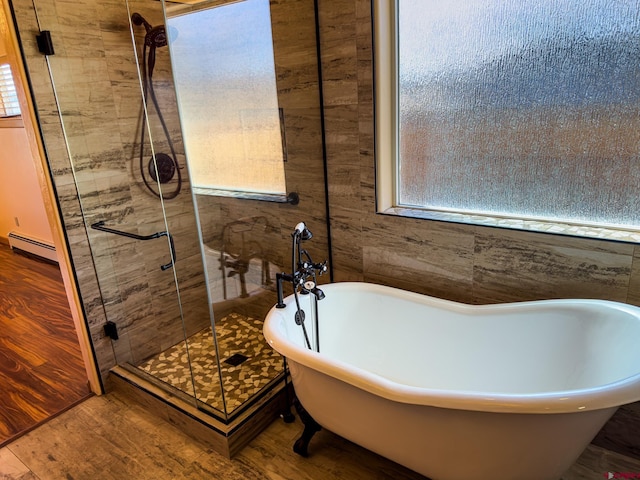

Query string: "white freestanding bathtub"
[[263, 282, 640, 480]]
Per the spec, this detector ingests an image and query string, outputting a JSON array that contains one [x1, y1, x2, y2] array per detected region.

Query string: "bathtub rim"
[[263, 281, 640, 415]]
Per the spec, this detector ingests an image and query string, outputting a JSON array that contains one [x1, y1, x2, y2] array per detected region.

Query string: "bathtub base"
[[292, 397, 322, 457], [290, 360, 617, 480]]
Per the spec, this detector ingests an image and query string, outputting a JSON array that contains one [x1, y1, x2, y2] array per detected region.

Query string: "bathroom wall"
[[317, 0, 640, 461]]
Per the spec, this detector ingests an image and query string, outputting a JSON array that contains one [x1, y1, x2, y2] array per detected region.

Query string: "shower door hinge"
[[104, 321, 119, 340], [36, 30, 55, 56]]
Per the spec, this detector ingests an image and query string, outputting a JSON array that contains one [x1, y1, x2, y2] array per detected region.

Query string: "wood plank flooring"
[[0, 244, 90, 446], [1, 390, 640, 479]]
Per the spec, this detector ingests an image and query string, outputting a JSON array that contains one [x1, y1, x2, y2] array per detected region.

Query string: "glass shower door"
[[164, 0, 287, 417], [162, 0, 332, 419], [29, 0, 215, 410], [24, 0, 331, 423]]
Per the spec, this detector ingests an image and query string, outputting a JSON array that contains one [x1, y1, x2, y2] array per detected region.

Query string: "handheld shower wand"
[[131, 12, 182, 199], [294, 222, 313, 240], [276, 222, 327, 315]]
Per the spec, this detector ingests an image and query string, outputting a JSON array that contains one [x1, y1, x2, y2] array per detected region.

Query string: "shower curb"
[[108, 365, 288, 458]]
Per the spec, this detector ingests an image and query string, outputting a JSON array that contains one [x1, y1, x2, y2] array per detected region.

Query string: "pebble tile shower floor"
[[139, 312, 283, 413]]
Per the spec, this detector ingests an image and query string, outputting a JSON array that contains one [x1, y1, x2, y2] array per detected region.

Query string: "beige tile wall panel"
[[472, 228, 633, 304]]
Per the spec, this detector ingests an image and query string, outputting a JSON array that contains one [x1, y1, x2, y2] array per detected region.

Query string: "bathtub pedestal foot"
[[281, 411, 295, 423], [293, 398, 321, 457]]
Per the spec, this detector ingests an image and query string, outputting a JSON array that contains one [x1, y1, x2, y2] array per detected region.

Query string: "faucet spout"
[[275, 272, 294, 308], [311, 287, 325, 300]]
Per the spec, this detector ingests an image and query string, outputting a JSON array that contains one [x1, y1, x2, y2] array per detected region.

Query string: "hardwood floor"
[[0, 244, 90, 446], [1, 390, 640, 479]]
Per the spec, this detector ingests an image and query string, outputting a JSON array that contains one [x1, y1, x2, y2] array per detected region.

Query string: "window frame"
[[0, 61, 23, 128], [373, 0, 640, 243]]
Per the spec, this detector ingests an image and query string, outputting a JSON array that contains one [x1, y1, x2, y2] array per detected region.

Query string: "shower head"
[[131, 12, 151, 31], [145, 25, 167, 48], [131, 12, 167, 48]]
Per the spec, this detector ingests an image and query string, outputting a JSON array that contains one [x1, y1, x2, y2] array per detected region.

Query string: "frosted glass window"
[[168, 0, 286, 196], [0, 63, 21, 117], [387, 0, 640, 233]]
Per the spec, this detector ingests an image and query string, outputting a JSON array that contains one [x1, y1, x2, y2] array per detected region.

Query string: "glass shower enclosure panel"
[[30, 0, 221, 413], [165, 0, 288, 416], [162, 0, 331, 418], [25, 0, 330, 423]]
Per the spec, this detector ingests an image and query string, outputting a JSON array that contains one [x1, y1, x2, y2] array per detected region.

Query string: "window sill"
[[379, 206, 640, 244], [0, 116, 24, 128], [193, 187, 298, 204]]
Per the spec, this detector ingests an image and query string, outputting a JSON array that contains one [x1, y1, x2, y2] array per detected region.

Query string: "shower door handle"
[[156, 231, 176, 271], [90, 221, 177, 271]]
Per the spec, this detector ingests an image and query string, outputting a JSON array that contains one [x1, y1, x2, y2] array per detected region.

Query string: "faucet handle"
[[315, 260, 328, 275]]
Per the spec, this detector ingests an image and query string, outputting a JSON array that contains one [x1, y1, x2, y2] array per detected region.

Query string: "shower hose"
[[136, 17, 182, 200]]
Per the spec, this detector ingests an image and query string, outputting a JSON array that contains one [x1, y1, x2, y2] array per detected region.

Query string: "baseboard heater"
[[8, 232, 58, 263]]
